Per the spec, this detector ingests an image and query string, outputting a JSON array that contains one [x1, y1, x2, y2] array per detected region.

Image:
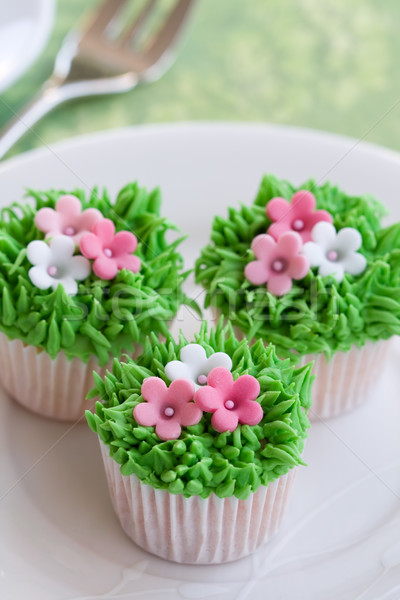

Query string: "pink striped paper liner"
[[300, 339, 392, 420], [100, 441, 296, 564], [0, 332, 139, 421]]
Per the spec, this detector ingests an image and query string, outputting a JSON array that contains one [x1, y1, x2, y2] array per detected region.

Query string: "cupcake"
[[86, 321, 313, 564], [0, 183, 186, 421], [195, 174, 400, 420]]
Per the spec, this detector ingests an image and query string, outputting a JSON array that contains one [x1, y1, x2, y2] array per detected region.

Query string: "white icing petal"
[[28, 266, 54, 290], [57, 276, 78, 296], [336, 227, 362, 252], [165, 360, 193, 383], [49, 235, 75, 265], [69, 255, 91, 281], [27, 240, 51, 266], [302, 241, 324, 266], [311, 222, 336, 248], [342, 252, 367, 276], [180, 344, 207, 367], [319, 260, 345, 282], [205, 352, 233, 373]]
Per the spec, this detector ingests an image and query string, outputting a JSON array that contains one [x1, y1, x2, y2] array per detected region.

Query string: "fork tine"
[[85, 0, 127, 36], [119, 0, 157, 46], [144, 0, 195, 66]]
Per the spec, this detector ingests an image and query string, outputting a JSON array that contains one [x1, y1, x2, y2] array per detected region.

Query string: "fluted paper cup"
[[0, 332, 139, 421], [300, 339, 392, 420], [100, 442, 296, 564]]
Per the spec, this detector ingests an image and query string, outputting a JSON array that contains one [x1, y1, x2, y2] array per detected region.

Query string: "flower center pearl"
[[164, 407, 175, 417], [104, 248, 113, 258], [224, 400, 235, 410], [47, 265, 58, 277], [292, 219, 305, 231], [197, 374, 207, 385], [272, 259, 285, 273], [64, 226, 75, 236], [327, 250, 338, 261]]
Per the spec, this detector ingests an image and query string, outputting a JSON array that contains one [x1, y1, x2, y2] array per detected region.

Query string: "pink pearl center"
[[47, 265, 57, 277], [164, 407, 175, 417], [292, 219, 305, 231], [64, 226, 75, 236], [224, 400, 235, 410], [197, 374, 207, 385], [104, 248, 113, 258], [327, 250, 338, 261], [272, 259, 285, 273]]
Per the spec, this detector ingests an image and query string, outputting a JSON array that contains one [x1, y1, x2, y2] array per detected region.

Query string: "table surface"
[[1, 0, 400, 159]]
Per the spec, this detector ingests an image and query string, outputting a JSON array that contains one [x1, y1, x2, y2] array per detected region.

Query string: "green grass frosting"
[[86, 321, 313, 499], [0, 183, 189, 366], [195, 174, 400, 359]]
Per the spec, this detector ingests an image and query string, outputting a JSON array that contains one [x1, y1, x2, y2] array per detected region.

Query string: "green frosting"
[[0, 183, 192, 366], [195, 174, 400, 359], [86, 320, 313, 499]]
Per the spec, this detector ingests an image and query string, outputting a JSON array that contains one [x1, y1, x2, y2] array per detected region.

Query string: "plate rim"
[[2, 121, 400, 174]]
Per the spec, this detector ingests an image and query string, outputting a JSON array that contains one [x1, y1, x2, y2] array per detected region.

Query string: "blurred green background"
[[1, 0, 400, 157]]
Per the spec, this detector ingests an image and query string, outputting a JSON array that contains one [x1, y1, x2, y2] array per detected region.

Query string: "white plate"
[[0, 0, 54, 94], [0, 123, 400, 600]]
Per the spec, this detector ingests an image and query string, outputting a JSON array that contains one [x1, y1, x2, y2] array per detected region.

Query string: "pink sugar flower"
[[34, 194, 103, 245], [244, 231, 309, 296], [266, 190, 332, 243], [134, 378, 202, 441], [194, 367, 262, 433], [80, 219, 140, 280]]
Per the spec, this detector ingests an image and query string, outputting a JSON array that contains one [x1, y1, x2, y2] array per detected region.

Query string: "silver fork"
[[0, 0, 196, 160]]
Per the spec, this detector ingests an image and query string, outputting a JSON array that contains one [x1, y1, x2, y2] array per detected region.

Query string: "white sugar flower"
[[302, 222, 367, 283], [27, 235, 91, 296], [165, 344, 232, 390]]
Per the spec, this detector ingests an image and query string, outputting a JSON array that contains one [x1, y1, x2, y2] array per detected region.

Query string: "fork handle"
[[0, 73, 137, 160]]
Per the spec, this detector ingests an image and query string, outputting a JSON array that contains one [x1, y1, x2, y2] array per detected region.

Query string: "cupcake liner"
[[0, 332, 139, 421], [300, 339, 392, 420], [100, 441, 296, 564]]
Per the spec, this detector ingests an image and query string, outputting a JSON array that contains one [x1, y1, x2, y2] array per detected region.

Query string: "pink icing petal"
[[266, 197, 290, 221], [93, 219, 115, 246], [267, 273, 293, 296], [133, 402, 158, 427], [178, 403, 203, 427], [93, 256, 118, 280], [244, 260, 270, 285], [231, 374, 260, 403], [80, 232, 103, 259], [34, 207, 61, 234], [141, 376, 168, 402], [236, 400, 263, 426], [207, 367, 233, 390], [291, 190, 316, 213], [156, 419, 182, 441], [267, 221, 289, 241], [169, 379, 195, 404], [56, 195, 82, 217], [251, 234, 276, 261], [211, 408, 239, 433], [288, 254, 310, 279], [77, 208, 103, 233], [116, 254, 141, 274], [112, 231, 138, 255], [194, 386, 222, 412], [307, 209, 333, 230], [276, 231, 303, 257]]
